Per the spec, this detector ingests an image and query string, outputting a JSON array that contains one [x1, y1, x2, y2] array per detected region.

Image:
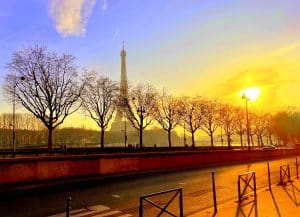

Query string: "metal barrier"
[[238, 171, 257, 202], [280, 165, 291, 184], [139, 188, 183, 217]]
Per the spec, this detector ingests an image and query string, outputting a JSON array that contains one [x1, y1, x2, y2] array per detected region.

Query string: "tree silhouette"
[[124, 84, 157, 149], [200, 99, 220, 147], [233, 107, 247, 146], [220, 104, 235, 147], [180, 97, 203, 148], [4, 46, 84, 150], [81, 72, 119, 149], [153, 91, 181, 148]]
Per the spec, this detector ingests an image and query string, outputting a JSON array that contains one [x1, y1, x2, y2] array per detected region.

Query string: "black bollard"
[[267, 162, 271, 191], [66, 196, 71, 217], [212, 172, 217, 213]]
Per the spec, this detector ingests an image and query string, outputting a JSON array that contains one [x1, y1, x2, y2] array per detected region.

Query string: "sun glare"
[[240, 87, 261, 101]]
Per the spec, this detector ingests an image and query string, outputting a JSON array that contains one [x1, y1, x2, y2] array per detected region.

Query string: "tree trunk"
[[100, 127, 105, 149], [239, 133, 243, 146], [227, 134, 231, 148], [210, 133, 214, 147], [250, 134, 254, 147], [139, 126, 143, 149], [269, 133, 273, 145], [48, 127, 53, 151], [191, 131, 195, 148], [260, 135, 264, 146], [168, 129, 172, 148]]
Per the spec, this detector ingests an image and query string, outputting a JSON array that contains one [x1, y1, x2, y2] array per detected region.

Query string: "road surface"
[[0, 156, 297, 217]]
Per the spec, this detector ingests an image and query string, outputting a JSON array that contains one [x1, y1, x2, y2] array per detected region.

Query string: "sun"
[[240, 87, 261, 101]]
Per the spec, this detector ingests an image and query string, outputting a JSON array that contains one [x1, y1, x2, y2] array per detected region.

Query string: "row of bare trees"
[[3, 45, 298, 150], [78, 76, 279, 149], [0, 113, 46, 146]]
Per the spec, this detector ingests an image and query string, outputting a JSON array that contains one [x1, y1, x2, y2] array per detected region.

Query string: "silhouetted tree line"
[[2, 45, 300, 150]]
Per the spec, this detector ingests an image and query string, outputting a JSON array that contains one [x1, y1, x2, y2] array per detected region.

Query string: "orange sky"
[[2, 1, 300, 129]]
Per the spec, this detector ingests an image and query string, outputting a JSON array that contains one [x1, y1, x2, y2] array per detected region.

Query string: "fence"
[[238, 171, 257, 202], [139, 188, 183, 217], [136, 157, 299, 216], [280, 165, 291, 184]]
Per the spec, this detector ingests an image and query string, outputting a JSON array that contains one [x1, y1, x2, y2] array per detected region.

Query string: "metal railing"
[[280, 164, 291, 184], [238, 171, 257, 202], [139, 188, 183, 217]]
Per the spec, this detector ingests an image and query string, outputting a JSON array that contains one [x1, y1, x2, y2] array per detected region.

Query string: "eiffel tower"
[[110, 42, 130, 132]]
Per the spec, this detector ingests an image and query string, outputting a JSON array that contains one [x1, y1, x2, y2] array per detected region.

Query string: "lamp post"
[[123, 112, 127, 148], [137, 105, 145, 149], [242, 93, 251, 151], [12, 76, 25, 157], [132, 97, 146, 149]]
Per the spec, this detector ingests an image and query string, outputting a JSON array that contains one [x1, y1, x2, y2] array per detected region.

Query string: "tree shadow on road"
[[235, 196, 257, 217]]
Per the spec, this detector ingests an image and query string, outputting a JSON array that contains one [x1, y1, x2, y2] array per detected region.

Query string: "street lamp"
[[242, 93, 251, 151], [12, 76, 25, 157], [132, 97, 146, 149], [137, 105, 145, 149]]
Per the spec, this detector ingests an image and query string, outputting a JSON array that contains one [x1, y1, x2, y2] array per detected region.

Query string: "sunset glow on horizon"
[[1, 0, 300, 127], [240, 87, 261, 102]]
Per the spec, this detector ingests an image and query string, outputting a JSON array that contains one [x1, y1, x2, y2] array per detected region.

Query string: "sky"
[[1, 0, 300, 128]]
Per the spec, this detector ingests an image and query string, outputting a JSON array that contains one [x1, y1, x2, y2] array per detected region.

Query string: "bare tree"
[[81, 72, 119, 149], [200, 99, 220, 147], [180, 97, 203, 148], [124, 84, 157, 149], [4, 45, 84, 150], [233, 107, 246, 146], [265, 113, 275, 145], [251, 112, 270, 147], [220, 104, 235, 147], [153, 91, 181, 147]]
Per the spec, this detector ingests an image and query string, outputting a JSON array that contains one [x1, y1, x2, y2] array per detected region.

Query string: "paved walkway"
[[189, 178, 300, 217]]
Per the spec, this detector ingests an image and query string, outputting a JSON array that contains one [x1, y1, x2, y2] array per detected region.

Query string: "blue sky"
[[1, 0, 300, 122]]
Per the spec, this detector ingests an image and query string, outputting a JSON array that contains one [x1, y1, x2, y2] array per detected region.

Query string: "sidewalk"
[[189, 179, 300, 217]]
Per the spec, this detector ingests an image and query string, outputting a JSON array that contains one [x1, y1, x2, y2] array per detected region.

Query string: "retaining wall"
[[0, 149, 299, 186]]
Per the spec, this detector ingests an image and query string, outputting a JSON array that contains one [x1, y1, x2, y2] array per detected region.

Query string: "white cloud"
[[49, 0, 96, 37], [101, 0, 108, 11]]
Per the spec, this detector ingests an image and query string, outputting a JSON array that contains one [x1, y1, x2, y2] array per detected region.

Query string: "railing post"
[[238, 175, 241, 202], [288, 165, 291, 181], [267, 162, 271, 191], [66, 196, 71, 217], [296, 158, 299, 179], [280, 166, 282, 184], [253, 172, 257, 198], [139, 197, 143, 217], [211, 172, 217, 213], [179, 188, 184, 217]]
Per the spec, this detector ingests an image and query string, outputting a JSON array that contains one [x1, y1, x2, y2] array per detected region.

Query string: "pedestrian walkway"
[[48, 204, 132, 217], [188, 178, 300, 217]]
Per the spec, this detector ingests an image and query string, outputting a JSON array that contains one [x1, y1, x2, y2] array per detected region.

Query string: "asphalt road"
[[0, 156, 297, 217]]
